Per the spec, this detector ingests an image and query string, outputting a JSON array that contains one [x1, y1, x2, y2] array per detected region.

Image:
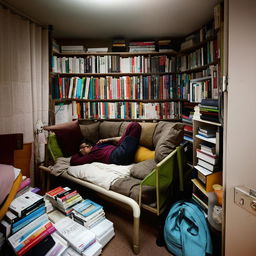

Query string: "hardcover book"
[[9, 191, 44, 217]]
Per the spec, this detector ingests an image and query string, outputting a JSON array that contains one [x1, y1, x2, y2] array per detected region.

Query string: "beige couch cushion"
[[119, 122, 156, 149], [153, 121, 184, 162], [99, 121, 122, 139], [139, 122, 157, 149], [130, 159, 156, 180], [79, 121, 100, 144]]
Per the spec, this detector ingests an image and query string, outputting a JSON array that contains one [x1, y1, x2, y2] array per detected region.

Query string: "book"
[[48, 209, 66, 224], [196, 149, 217, 165], [46, 187, 67, 199], [8, 214, 56, 256], [82, 241, 102, 256], [54, 217, 96, 254], [9, 191, 44, 217], [197, 159, 217, 172], [12, 205, 46, 233], [87, 47, 108, 53], [200, 141, 216, 154], [45, 233, 68, 256], [89, 218, 113, 241], [72, 199, 103, 217], [23, 235, 55, 256]]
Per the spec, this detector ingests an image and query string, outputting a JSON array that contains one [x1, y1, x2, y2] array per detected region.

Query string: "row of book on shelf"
[[0, 185, 114, 256], [52, 55, 176, 74], [52, 75, 178, 101], [53, 39, 174, 54], [55, 101, 181, 123], [176, 39, 219, 72]]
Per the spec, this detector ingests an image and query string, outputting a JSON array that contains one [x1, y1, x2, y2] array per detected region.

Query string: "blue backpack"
[[164, 201, 212, 256]]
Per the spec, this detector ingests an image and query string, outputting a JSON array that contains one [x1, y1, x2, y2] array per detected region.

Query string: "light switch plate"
[[234, 186, 256, 216]]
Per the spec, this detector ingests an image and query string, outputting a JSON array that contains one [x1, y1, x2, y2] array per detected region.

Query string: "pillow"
[[134, 146, 155, 163], [99, 121, 122, 139], [130, 159, 156, 180], [44, 120, 82, 157], [139, 123, 157, 149], [47, 132, 63, 161], [79, 122, 100, 144], [153, 122, 184, 163]]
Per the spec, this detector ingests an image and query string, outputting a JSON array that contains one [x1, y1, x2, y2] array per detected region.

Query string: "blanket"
[[68, 162, 133, 190]]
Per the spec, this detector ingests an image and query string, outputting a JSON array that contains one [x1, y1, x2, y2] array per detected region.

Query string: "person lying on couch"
[[70, 122, 141, 166]]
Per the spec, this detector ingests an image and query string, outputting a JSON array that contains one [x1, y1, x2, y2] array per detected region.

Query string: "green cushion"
[[48, 132, 63, 161]]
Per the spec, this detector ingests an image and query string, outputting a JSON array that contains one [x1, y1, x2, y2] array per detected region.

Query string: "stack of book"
[[157, 39, 174, 52], [8, 213, 56, 256], [71, 199, 115, 248], [45, 187, 83, 215], [15, 176, 31, 198], [61, 45, 85, 53], [183, 124, 193, 143], [5, 191, 46, 235], [54, 217, 98, 255], [199, 98, 220, 123], [195, 140, 219, 184], [112, 39, 127, 52], [71, 199, 105, 229], [87, 47, 109, 53], [128, 41, 156, 52]]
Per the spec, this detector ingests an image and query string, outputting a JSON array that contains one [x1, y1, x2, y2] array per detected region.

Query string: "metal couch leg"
[[133, 216, 140, 254]]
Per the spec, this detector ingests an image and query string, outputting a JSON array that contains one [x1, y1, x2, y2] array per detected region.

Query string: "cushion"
[[79, 122, 100, 144], [47, 132, 63, 161], [139, 122, 157, 149], [153, 121, 184, 163], [44, 120, 83, 157], [99, 121, 122, 139], [134, 146, 155, 163], [130, 159, 156, 180]]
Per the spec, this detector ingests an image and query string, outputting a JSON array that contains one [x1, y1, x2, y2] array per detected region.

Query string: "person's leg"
[[110, 122, 141, 165], [118, 122, 141, 145]]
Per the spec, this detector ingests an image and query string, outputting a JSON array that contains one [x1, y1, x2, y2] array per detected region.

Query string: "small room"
[[0, 0, 256, 255]]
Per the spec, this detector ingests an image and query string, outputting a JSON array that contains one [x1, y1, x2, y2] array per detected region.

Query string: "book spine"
[[17, 225, 56, 256], [57, 190, 78, 202], [12, 208, 46, 233]]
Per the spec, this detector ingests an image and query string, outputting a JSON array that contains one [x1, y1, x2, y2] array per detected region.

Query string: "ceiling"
[[3, 0, 220, 40]]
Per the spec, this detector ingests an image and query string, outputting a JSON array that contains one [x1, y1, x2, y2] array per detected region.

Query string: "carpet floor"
[[101, 203, 173, 256]]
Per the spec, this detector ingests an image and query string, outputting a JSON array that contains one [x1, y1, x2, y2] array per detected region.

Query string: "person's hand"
[[96, 138, 108, 144]]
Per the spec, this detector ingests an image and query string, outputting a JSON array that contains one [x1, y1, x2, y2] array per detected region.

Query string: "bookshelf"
[[49, 43, 185, 122]]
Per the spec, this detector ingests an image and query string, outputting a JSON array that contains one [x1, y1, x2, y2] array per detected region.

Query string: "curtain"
[[0, 6, 49, 180]]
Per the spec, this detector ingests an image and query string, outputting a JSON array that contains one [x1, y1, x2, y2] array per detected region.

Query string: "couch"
[[40, 120, 184, 254]]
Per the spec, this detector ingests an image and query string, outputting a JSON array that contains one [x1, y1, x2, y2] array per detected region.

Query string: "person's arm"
[[70, 152, 95, 166], [96, 136, 121, 145]]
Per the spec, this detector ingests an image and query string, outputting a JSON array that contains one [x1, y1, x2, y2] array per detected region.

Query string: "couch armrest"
[[139, 146, 184, 215]]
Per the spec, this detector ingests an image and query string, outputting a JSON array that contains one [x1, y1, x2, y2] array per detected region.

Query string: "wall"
[[225, 0, 256, 255]]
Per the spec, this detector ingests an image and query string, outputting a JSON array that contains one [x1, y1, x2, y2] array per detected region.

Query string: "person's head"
[[79, 139, 93, 155]]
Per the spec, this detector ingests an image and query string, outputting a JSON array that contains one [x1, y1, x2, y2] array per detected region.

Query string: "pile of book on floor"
[[199, 98, 220, 123], [128, 40, 156, 52], [45, 186, 83, 215], [3, 191, 58, 255], [71, 199, 115, 247], [45, 190, 114, 255]]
